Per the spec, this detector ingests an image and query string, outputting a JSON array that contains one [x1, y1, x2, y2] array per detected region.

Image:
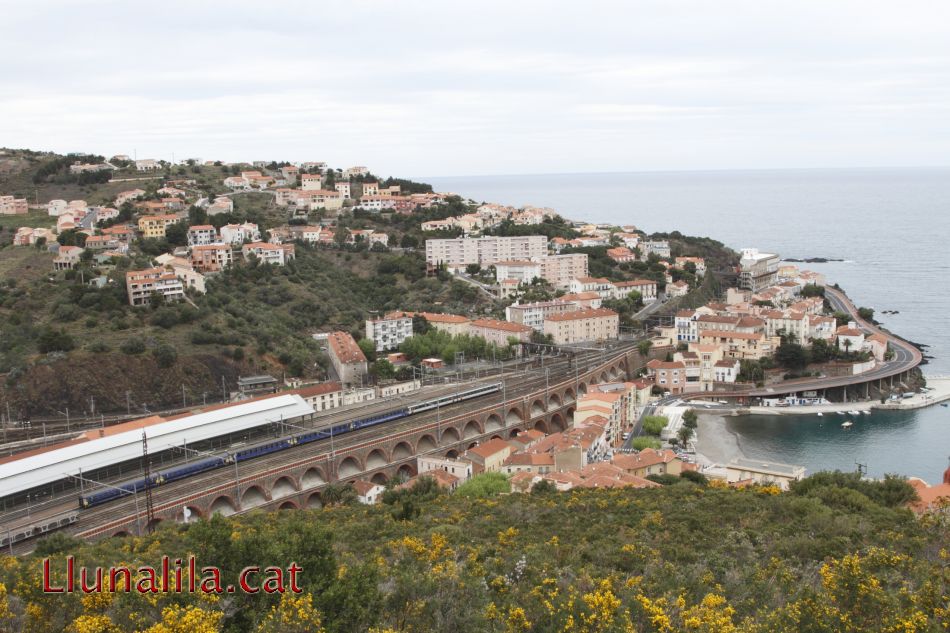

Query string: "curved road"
[[682, 286, 922, 399]]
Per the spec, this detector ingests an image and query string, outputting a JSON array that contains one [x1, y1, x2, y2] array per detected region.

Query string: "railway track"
[[3, 344, 635, 549]]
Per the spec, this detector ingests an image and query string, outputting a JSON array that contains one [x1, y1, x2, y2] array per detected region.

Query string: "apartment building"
[[612, 279, 658, 302], [569, 277, 614, 299], [416, 312, 471, 336], [641, 240, 671, 258], [300, 173, 323, 190], [191, 243, 233, 273], [698, 330, 779, 361], [739, 248, 780, 292], [365, 312, 414, 351], [645, 360, 687, 395], [543, 308, 619, 345], [494, 260, 541, 284], [539, 254, 588, 289], [505, 300, 578, 331], [138, 214, 181, 239], [187, 225, 218, 247], [424, 235, 547, 269], [126, 267, 185, 306], [469, 318, 533, 348], [220, 222, 261, 244]]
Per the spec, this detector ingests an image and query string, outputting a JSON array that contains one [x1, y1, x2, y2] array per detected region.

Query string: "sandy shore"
[[694, 412, 745, 468]]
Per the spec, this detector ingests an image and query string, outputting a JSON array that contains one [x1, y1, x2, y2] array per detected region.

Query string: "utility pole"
[[855, 462, 867, 478], [141, 431, 155, 533], [182, 384, 187, 409], [126, 391, 131, 416]]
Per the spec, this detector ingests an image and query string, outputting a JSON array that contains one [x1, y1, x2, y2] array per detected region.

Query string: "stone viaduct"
[[86, 346, 666, 539]]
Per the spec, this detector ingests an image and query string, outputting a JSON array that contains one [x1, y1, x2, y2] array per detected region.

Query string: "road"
[[678, 286, 923, 400]]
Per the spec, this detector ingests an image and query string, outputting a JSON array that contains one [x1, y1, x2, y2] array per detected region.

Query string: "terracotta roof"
[[292, 382, 342, 398], [699, 330, 763, 340], [545, 308, 618, 322], [611, 448, 679, 470], [470, 318, 532, 333], [504, 453, 555, 466], [327, 331, 367, 365], [352, 480, 380, 496], [466, 437, 513, 460]]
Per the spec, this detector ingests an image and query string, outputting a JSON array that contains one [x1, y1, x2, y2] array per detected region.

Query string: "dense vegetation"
[[1, 473, 946, 632]]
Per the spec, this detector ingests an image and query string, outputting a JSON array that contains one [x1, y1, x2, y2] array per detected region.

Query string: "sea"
[[427, 168, 950, 481]]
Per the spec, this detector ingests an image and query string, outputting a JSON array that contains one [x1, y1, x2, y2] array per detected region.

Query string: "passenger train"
[[78, 383, 500, 509]]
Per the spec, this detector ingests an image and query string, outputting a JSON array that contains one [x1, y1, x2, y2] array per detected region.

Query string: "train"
[[78, 383, 501, 510]]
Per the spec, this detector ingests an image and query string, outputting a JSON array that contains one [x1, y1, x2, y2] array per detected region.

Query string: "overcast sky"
[[1, 0, 948, 176]]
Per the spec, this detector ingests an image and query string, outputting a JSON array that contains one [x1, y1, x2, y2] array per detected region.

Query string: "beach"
[[694, 412, 745, 468]]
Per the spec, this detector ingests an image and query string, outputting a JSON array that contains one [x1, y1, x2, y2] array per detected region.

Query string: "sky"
[[1, 0, 949, 177]]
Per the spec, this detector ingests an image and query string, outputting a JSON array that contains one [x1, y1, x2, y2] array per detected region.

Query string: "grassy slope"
[[3, 478, 947, 632]]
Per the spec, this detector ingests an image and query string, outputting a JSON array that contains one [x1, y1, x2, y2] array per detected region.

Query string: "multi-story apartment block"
[[505, 300, 579, 331], [300, 173, 324, 190], [739, 248, 780, 292], [469, 318, 533, 348], [640, 240, 671, 258], [539, 254, 588, 289], [645, 360, 687, 395], [138, 214, 181, 239], [191, 243, 234, 273], [569, 277, 615, 299], [543, 308, 619, 345], [611, 279, 658, 302], [365, 312, 414, 352], [125, 267, 185, 306], [494, 260, 542, 284], [220, 222, 261, 244], [187, 224, 218, 247], [425, 235, 547, 269], [698, 330, 780, 361]]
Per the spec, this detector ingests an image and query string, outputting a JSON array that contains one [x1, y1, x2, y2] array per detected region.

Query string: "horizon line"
[[418, 164, 950, 180]]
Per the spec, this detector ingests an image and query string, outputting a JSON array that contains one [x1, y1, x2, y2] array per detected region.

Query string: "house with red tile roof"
[[464, 437, 515, 474]]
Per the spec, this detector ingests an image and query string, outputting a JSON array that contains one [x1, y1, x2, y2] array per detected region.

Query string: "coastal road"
[[680, 286, 923, 400]]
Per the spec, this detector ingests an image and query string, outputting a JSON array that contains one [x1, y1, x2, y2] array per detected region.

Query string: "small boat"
[[862, 410, 870, 415], [941, 403, 948, 408], [817, 412, 823, 417], [849, 410, 860, 416], [841, 420, 853, 429]]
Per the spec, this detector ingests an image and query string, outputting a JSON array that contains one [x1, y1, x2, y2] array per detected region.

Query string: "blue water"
[[428, 169, 950, 481]]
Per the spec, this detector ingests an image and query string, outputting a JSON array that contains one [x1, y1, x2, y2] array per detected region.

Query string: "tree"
[[638, 340, 653, 357], [164, 222, 188, 246], [370, 358, 395, 379], [334, 224, 350, 246], [321, 482, 356, 506], [632, 436, 662, 450], [682, 408, 698, 429], [810, 338, 836, 363], [857, 306, 875, 322], [151, 344, 178, 368], [357, 337, 377, 361], [642, 415, 668, 436], [677, 425, 694, 447], [776, 341, 809, 371], [56, 228, 87, 247], [37, 328, 75, 353], [412, 314, 431, 335]]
